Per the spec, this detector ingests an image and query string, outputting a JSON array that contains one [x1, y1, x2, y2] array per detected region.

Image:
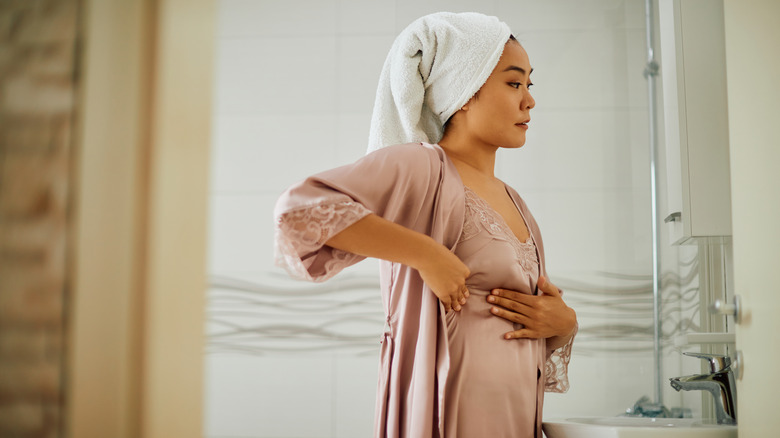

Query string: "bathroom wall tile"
[[497, 108, 649, 191], [208, 221, 382, 283], [214, 36, 338, 114], [338, 255, 383, 278], [498, 0, 645, 32], [336, 36, 395, 113], [516, 189, 651, 275], [209, 228, 381, 287], [394, 0, 498, 31], [337, 0, 396, 35], [208, 193, 278, 273], [333, 352, 381, 437], [626, 108, 652, 189], [204, 354, 334, 437], [625, 28, 652, 109], [210, 114, 338, 194], [544, 353, 655, 417], [336, 113, 373, 162], [621, 0, 649, 30], [518, 29, 647, 111], [217, 0, 338, 37]]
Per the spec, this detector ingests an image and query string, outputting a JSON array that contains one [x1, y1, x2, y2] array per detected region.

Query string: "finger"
[[452, 288, 464, 310], [490, 289, 539, 307], [538, 276, 562, 297], [490, 306, 532, 325], [491, 288, 526, 302], [503, 328, 541, 340], [487, 294, 534, 314]]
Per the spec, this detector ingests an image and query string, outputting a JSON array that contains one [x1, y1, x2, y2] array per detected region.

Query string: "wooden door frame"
[[66, 1, 214, 437], [723, 0, 780, 436]]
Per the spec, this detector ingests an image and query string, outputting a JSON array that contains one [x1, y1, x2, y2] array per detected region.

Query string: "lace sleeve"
[[275, 200, 372, 282], [544, 323, 577, 393]]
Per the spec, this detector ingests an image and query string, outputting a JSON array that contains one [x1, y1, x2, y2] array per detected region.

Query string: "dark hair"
[[442, 34, 518, 133]]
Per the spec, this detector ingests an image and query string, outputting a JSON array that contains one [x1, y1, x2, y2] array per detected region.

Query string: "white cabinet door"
[[659, 0, 732, 245]]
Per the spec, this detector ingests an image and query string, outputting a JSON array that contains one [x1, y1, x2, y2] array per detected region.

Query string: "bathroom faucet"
[[669, 352, 737, 425]]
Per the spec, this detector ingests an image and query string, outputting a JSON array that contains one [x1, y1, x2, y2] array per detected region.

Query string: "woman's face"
[[461, 41, 535, 149]]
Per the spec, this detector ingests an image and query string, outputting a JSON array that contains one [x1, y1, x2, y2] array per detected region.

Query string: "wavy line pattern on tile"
[[207, 253, 699, 356], [207, 273, 385, 356]]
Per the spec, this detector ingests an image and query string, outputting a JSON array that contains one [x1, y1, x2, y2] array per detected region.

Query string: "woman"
[[274, 12, 576, 438]]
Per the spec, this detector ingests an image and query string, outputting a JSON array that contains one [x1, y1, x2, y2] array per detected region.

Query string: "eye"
[[509, 82, 533, 89]]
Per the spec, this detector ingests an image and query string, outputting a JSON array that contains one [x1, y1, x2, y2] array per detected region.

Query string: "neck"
[[438, 133, 498, 178]]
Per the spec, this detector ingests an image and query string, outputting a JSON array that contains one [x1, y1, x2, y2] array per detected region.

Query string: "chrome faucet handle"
[[682, 352, 732, 373]]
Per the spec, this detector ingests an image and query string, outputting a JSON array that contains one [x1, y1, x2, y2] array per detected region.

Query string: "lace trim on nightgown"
[[545, 323, 576, 393], [461, 186, 573, 393], [274, 200, 371, 281], [460, 187, 539, 272]]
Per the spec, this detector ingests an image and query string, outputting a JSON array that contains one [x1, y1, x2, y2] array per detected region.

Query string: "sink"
[[543, 417, 738, 438]]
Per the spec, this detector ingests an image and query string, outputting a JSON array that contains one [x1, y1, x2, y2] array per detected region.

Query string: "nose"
[[524, 89, 535, 110]]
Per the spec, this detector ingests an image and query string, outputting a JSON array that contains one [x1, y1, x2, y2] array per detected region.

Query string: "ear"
[[461, 92, 479, 111]]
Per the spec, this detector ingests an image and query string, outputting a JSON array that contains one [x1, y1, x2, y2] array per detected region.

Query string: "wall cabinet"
[[659, 0, 732, 245]]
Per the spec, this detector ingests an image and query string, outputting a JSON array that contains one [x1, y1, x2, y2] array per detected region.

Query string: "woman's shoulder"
[[502, 180, 521, 198], [368, 141, 441, 160], [502, 181, 543, 228], [360, 142, 445, 173], [502, 181, 532, 212]]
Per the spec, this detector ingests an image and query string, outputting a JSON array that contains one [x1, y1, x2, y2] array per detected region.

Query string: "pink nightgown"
[[444, 186, 542, 438], [273, 142, 573, 438]]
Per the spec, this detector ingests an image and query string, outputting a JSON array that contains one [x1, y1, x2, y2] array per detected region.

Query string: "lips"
[[516, 119, 531, 126]]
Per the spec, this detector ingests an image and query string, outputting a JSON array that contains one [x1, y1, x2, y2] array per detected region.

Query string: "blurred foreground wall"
[[0, 1, 80, 436]]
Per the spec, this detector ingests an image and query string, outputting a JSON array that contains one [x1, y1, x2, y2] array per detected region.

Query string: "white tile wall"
[[336, 36, 395, 113], [544, 354, 657, 418], [204, 355, 335, 437], [336, 0, 396, 35], [211, 114, 339, 193], [206, 1, 687, 436], [209, 194, 277, 273], [333, 353, 381, 437], [498, 0, 646, 32], [497, 109, 647, 191], [217, 0, 339, 37], [518, 29, 648, 111], [335, 113, 373, 162], [394, 0, 498, 30], [517, 188, 651, 275], [214, 36, 339, 115]]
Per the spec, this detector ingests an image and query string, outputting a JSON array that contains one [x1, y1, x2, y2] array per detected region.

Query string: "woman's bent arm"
[[326, 213, 471, 312]]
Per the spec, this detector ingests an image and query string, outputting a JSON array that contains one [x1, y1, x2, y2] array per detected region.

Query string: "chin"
[[499, 139, 526, 149]]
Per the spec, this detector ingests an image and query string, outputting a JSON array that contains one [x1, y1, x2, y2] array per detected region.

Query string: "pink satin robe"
[[274, 142, 573, 438]]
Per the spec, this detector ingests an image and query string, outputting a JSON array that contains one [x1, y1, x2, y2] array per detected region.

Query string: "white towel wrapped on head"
[[367, 12, 513, 153]]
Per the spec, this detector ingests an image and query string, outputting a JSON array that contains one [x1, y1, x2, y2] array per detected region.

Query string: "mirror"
[[205, 1, 720, 435]]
